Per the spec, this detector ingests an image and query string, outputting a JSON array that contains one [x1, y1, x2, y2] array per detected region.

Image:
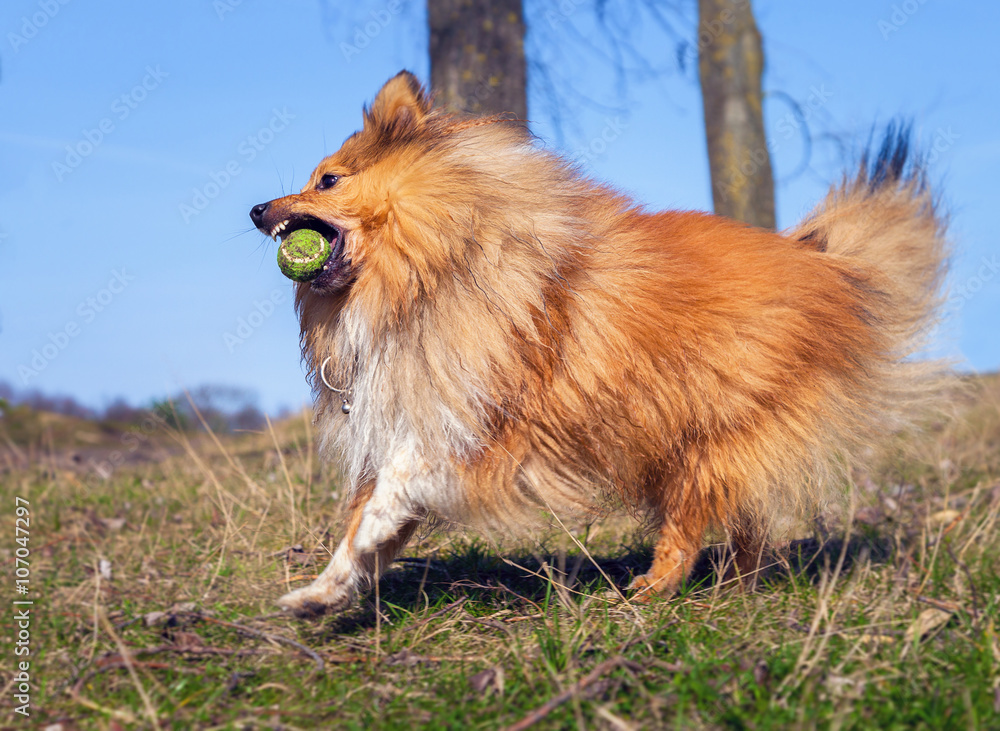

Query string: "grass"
[[1, 376, 999, 730]]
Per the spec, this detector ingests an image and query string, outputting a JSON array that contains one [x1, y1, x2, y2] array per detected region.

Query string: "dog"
[[250, 71, 948, 617]]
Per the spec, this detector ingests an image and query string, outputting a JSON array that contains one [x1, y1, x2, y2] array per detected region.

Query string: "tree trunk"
[[698, 0, 775, 229], [428, 0, 527, 120]]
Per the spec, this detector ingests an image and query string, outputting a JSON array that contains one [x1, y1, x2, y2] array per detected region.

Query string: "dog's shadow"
[[312, 531, 894, 636]]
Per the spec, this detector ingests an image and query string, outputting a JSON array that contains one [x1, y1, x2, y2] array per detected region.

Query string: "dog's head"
[[251, 71, 526, 309], [250, 72, 429, 295]]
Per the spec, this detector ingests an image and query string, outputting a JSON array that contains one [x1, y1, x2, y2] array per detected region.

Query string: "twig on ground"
[[467, 616, 514, 634], [114, 616, 145, 631], [501, 656, 637, 731], [177, 612, 325, 671], [914, 595, 962, 614]]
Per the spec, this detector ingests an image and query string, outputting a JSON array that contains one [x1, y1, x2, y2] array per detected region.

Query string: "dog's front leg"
[[277, 465, 424, 618]]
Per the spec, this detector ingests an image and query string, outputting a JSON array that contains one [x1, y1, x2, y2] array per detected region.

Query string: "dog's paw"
[[627, 573, 678, 603], [278, 584, 353, 619]]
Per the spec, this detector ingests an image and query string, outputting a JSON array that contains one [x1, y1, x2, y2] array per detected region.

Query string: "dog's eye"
[[317, 174, 340, 191]]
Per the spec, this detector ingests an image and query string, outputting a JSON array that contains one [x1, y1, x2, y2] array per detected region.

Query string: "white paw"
[[277, 583, 354, 618]]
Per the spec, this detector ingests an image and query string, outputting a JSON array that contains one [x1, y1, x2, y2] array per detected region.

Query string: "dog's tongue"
[[277, 229, 331, 282]]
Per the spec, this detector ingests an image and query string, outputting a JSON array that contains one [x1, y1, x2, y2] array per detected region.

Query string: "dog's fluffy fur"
[[251, 72, 948, 616]]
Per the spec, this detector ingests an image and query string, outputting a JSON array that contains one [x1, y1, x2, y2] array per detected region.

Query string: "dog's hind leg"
[[725, 514, 767, 590], [628, 457, 763, 598], [629, 505, 709, 598], [278, 461, 426, 617], [628, 459, 714, 599]]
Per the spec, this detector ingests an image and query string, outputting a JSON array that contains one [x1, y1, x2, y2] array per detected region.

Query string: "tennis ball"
[[277, 229, 332, 282]]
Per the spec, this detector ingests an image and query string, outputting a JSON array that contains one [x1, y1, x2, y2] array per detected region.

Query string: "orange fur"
[[251, 72, 949, 615]]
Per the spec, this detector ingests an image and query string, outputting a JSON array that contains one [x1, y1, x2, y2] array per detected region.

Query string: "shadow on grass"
[[312, 529, 895, 636]]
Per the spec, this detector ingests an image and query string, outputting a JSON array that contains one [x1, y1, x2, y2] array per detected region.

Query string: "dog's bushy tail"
[[791, 123, 951, 433]]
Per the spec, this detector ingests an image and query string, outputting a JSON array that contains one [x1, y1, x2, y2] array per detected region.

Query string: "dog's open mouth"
[[270, 215, 351, 291]]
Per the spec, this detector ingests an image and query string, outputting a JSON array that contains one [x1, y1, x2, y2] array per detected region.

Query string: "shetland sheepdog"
[[250, 72, 947, 616]]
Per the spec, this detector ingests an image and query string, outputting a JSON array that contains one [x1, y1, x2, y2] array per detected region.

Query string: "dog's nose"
[[250, 202, 270, 228]]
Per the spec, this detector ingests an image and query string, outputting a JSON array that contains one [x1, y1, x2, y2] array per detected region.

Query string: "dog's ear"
[[365, 71, 431, 133]]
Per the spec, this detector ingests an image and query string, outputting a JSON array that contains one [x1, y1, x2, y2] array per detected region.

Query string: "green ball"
[[277, 229, 332, 282]]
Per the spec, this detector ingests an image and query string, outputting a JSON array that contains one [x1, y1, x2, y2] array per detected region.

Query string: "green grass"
[[2, 377, 999, 729]]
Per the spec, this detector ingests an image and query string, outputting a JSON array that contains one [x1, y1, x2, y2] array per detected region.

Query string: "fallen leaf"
[[172, 630, 205, 649], [827, 674, 862, 695], [928, 509, 961, 528], [753, 660, 769, 687], [904, 608, 952, 643], [100, 517, 126, 531], [595, 706, 636, 731], [859, 633, 897, 646], [143, 611, 169, 628], [469, 666, 504, 695]]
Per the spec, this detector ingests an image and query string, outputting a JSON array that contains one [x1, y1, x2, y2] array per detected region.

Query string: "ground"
[[1, 376, 998, 730]]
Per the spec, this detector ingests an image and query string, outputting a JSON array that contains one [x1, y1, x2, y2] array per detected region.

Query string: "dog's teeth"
[[268, 220, 290, 240], [269, 220, 292, 242]]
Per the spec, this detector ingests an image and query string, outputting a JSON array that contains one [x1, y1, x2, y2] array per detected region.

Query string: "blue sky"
[[1, 0, 997, 414]]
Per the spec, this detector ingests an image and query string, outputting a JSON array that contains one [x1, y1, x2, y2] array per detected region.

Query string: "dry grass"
[[1, 376, 999, 730]]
